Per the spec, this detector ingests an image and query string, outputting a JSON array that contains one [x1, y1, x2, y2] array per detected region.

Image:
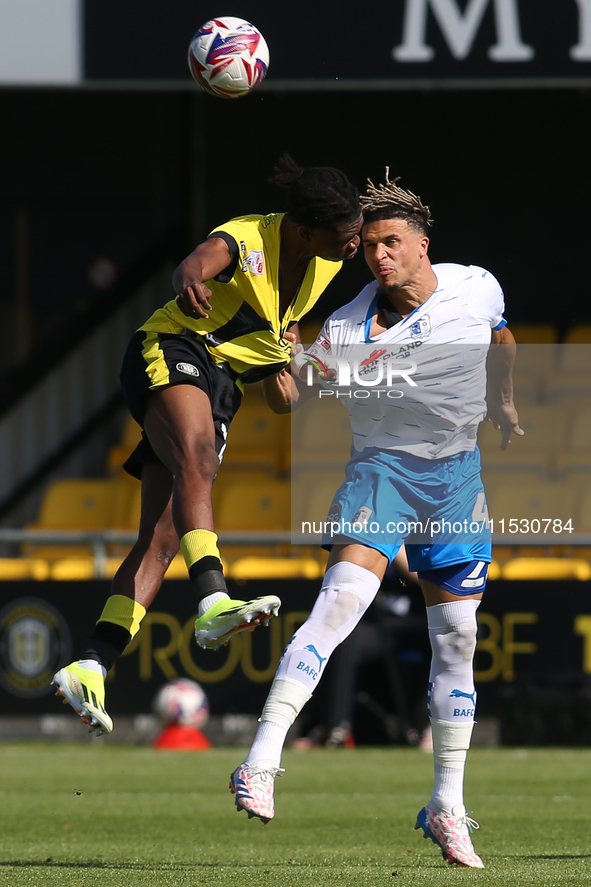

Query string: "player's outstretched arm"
[[173, 237, 232, 319], [486, 325, 524, 450]]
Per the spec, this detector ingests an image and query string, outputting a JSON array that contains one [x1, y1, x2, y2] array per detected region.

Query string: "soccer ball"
[[188, 17, 269, 99], [152, 678, 209, 728]]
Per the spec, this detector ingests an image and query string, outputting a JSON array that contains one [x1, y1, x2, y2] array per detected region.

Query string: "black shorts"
[[120, 330, 243, 479]]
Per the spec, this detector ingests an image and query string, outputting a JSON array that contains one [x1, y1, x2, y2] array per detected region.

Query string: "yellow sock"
[[180, 528, 221, 570], [96, 594, 146, 639], [180, 529, 227, 603]]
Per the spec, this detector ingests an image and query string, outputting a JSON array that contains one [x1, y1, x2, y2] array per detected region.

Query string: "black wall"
[[2, 579, 590, 719], [1, 86, 590, 357]]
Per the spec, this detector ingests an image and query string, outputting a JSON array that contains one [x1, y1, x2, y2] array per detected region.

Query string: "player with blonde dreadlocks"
[[362, 167, 433, 232], [229, 169, 522, 870]]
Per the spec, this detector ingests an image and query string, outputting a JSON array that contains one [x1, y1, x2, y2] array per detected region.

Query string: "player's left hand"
[[283, 331, 299, 355], [486, 400, 524, 451], [176, 281, 213, 319]]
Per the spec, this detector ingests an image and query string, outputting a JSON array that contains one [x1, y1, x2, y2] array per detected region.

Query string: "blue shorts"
[[418, 559, 489, 594], [321, 447, 491, 571]]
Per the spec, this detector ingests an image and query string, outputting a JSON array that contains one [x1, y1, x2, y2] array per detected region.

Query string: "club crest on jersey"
[[176, 362, 200, 376], [410, 316, 431, 339]]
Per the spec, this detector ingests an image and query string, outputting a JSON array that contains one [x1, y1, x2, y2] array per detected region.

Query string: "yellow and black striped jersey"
[[139, 213, 342, 384]]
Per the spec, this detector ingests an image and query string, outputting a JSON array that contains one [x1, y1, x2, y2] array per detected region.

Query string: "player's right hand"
[[176, 281, 213, 319]]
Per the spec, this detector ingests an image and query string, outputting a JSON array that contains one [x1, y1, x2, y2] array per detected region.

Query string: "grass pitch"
[[0, 743, 590, 887]]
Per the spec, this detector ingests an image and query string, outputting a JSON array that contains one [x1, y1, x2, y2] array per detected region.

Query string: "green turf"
[[0, 743, 590, 886]]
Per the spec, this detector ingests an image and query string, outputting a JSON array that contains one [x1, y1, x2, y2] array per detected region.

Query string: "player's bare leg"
[[53, 388, 279, 733], [111, 461, 178, 606], [144, 385, 280, 648], [51, 462, 178, 734]]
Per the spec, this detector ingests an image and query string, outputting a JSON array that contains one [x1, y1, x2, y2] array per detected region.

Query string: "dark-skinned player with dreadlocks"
[[52, 155, 363, 736], [229, 170, 522, 869]]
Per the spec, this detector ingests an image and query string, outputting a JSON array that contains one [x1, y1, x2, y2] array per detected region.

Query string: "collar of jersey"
[[364, 290, 431, 342]]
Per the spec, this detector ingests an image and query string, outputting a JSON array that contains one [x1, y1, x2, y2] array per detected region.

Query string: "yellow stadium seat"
[[480, 404, 568, 478], [509, 324, 558, 344], [49, 556, 148, 580], [511, 342, 556, 381], [291, 468, 347, 532], [478, 422, 551, 476], [564, 325, 591, 344], [501, 557, 591, 581], [553, 344, 591, 376], [106, 415, 143, 475], [49, 557, 96, 580], [573, 484, 591, 534], [486, 476, 576, 528], [291, 398, 353, 469], [510, 403, 568, 451], [544, 345, 591, 403], [216, 477, 291, 531], [24, 478, 119, 561], [510, 370, 545, 403], [0, 558, 49, 580], [564, 405, 591, 449], [111, 476, 142, 530], [222, 394, 289, 475], [554, 407, 591, 476], [219, 544, 282, 562], [33, 478, 117, 529], [555, 451, 591, 477], [212, 470, 274, 516], [229, 556, 323, 580], [162, 553, 189, 579], [487, 560, 501, 580]]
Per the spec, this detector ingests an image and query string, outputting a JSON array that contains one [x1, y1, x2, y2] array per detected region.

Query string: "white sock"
[[198, 591, 229, 616], [426, 599, 480, 813], [246, 721, 288, 768], [274, 562, 381, 694], [427, 599, 480, 722], [431, 765, 466, 814], [243, 563, 381, 767], [77, 659, 107, 680], [429, 718, 475, 812]]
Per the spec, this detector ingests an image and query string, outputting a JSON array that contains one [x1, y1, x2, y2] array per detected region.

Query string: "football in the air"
[[188, 16, 269, 99], [152, 678, 209, 728]]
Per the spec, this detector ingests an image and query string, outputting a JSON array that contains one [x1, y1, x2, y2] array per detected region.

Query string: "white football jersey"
[[307, 263, 506, 459]]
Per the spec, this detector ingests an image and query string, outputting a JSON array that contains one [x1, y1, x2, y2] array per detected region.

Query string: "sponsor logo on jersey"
[[360, 348, 387, 367], [317, 335, 331, 353], [176, 362, 200, 376], [410, 315, 431, 339], [246, 249, 264, 275]]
